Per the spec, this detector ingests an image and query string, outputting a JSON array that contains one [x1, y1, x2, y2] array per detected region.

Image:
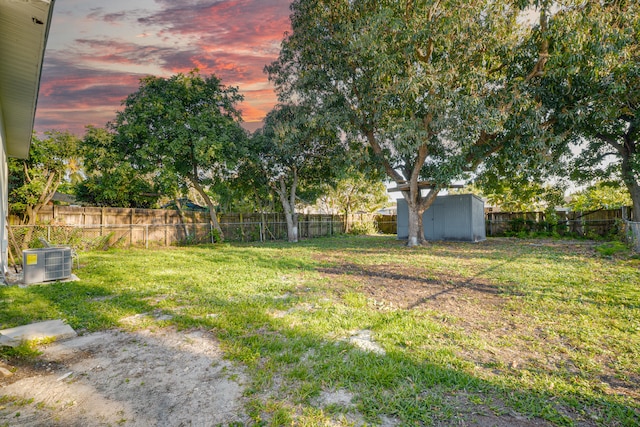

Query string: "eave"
[[0, 0, 55, 159]]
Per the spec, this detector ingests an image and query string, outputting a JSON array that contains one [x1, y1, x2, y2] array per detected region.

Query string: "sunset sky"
[[34, 0, 292, 137]]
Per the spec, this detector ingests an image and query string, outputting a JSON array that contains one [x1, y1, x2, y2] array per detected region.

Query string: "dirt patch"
[[0, 327, 248, 426], [313, 239, 637, 409]]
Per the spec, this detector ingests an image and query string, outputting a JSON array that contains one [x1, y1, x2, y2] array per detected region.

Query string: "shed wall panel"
[[397, 194, 485, 242]]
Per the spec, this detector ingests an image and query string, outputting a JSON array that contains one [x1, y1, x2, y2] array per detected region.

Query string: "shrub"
[[348, 220, 379, 235], [595, 241, 628, 256]]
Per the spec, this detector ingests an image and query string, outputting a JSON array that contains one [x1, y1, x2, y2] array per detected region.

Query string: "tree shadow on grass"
[[1, 243, 637, 426], [180, 293, 640, 426]]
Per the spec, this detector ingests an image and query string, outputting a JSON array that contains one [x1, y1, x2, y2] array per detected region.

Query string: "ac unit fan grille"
[[23, 247, 72, 284]]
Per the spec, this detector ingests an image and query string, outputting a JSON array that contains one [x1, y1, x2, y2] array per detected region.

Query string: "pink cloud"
[[142, 0, 290, 53], [35, 0, 292, 135]]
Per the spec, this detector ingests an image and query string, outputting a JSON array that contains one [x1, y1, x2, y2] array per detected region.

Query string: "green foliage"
[[209, 228, 223, 244], [113, 71, 246, 185], [569, 181, 632, 212], [247, 103, 346, 241], [347, 219, 379, 235], [112, 70, 248, 238], [75, 174, 157, 209], [256, 104, 345, 201], [595, 241, 629, 257], [268, 0, 564, 245], [503, 217, 563, 239], [321, 169, 389, 216], [9, 131, 80, 223], [75, 126, 159, 208], [0, 340, 42, 362], [539, 1, 640, 217], [479, 177, 566, 213]]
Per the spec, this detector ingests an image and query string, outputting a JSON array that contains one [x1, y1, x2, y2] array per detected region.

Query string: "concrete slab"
[[0, 319, 77, 347], [2, 272, 80, 287], [20, 273, 80, 287]]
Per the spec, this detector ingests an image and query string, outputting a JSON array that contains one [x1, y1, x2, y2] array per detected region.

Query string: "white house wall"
[[0, 0, 55, 276], [0, 107, 8, 273]]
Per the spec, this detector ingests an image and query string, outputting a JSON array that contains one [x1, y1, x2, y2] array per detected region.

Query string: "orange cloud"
[[36, 0, 292, 136]]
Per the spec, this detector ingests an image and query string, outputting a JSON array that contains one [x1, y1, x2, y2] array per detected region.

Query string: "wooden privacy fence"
[[7, 207, 350, 252], [485, 208, 630, 237], [9, 205, 633, 254], [344, 213, 397, 235]]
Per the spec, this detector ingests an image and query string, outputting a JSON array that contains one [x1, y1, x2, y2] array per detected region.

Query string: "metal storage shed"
[[397, 194, 486, 242]]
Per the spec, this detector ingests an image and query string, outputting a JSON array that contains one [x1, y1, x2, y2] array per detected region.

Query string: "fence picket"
[[7, 206, 637, 256]]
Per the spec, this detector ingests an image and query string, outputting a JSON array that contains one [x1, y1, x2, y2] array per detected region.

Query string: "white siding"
[[0, 107, 8, 273]]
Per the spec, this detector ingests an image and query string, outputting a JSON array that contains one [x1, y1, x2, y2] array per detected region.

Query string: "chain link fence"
[[7, 215, 638, 267], [626, 221, 640, 252], [7, 219, 347, 265]]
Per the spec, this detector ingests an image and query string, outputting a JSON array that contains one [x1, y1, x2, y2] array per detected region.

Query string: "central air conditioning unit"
[[23, 247, 72, 284]]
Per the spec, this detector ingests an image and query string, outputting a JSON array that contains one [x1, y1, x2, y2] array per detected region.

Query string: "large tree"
[[268, 0, 559, 246], [112, 71, 247, 240], [477, 178, 565, 213], [320, 168, 389, 232], [250, 103, 344, 242], [569, 181, 632, 212], [539, 1, 640, 219], [9, 131, 79, 247], [75, 125, 159, 208]]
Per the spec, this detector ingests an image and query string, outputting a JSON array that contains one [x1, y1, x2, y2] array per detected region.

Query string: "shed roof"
[[0, 0, 55, 159]]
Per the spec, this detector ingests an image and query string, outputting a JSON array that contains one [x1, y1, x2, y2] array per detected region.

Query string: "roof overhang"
[[0, 0, 55, 159]]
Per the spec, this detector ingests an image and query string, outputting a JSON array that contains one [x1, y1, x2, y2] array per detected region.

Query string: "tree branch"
[[23, 161, 32, 183], [464, 131, 500, 171], [37, 172, 57, 206], [525, 9, 550, 82], [418, 187, 440, 211], [290, 166, 298, 211], [365, 129, 405, 183], [596, 133, 624, 154], [416, 39, 434, 64]]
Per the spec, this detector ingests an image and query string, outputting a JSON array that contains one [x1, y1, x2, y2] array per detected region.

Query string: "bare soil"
[[0, 324, 248, 426], [0, 239, 634, 426]]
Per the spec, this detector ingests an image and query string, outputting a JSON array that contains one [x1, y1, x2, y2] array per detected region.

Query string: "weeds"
[[0, 236, 638, 426], [595, 241, 629, 257], [0, 341, 42, 362]]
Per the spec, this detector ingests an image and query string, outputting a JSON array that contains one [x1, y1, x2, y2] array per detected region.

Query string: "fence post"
[[130, 209, 134, 246], [100, 207, 105, 237], [260, 221, 264, 242], [240, 213, 244, 242], [145, 225, 149, 249]]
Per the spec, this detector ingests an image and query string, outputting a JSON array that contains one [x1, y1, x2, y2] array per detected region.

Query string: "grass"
[[0, 235, 639, 426]]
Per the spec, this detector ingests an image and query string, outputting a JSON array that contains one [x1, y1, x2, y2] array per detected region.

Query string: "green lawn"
[[1, 236, 638, 426]]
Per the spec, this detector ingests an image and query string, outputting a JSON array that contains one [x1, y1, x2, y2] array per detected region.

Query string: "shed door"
[[424, 204, 446, 240]]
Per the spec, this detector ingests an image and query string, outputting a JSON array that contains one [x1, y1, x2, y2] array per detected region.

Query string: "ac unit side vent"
[[23, 248, 72, 284]]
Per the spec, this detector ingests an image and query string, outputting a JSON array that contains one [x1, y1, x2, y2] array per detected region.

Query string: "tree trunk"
[[274, 172, 299, 243], [404, 188, 439, 247], [174, 199, 190, 239], [189, 178, 224, 242], [20, 172, 60, 249], [620, 145, 640, 221], [363, 130, 437, 247], [283, 208, 299, 242], [406, 200, 425, 247], [343, 208, 351, 233], [626, 181, 640, 222]]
